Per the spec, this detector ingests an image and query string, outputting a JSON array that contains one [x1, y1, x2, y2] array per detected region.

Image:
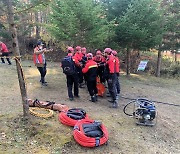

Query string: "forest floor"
[[0, 60, 180, 154]]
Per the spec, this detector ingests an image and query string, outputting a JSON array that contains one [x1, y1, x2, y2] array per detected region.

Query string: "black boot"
[[94, 94, 98, 102], [90, 96, 96, 102], [41, 77, 47, 86], [108, 98, 113, 103], [109, 100, 118, 108], [7, 59, 11, 65]]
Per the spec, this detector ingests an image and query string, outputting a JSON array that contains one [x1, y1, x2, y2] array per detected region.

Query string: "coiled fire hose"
[[73, 119, 108, 147], [29, 107, 54, 118], [59, 108, 89, 126]]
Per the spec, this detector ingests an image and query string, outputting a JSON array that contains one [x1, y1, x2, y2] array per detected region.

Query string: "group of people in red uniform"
[[64, 46, 120, 108], [1, 40, 120, 108], [33, 41, 120, 108]]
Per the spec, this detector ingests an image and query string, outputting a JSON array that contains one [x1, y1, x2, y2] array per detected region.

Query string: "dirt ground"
[[0, 60, 180, 154]]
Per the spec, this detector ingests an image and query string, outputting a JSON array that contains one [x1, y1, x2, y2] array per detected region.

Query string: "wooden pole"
[[126, 48, 131, 76], [156, 50, 162, 77], [4, 0, 30, 120]]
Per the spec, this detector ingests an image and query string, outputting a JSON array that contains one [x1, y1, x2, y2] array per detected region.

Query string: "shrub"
[[161, 63, 180, 78]]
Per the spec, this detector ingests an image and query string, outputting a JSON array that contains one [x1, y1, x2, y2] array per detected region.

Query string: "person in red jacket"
[[0, 41, 11, 65], [67, 46, 74, 56], [93, 50, 105, 83], [81, 47, 88, 84], [81, 47, 87, 64], [33, 41, 52, 86], [112, 50, 120, 99], [104, 48, 118, 108], [74, 46, 83, 62], [82, 53, 98, 102], [74, 46, 84, 88]]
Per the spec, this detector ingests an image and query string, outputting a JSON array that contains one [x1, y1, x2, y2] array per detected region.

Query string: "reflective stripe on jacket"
[[82, 59, 97, 81]]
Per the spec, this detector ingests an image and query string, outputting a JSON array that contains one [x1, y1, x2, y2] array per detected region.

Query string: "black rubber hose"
[[152, 101, 180, 107], [121, 96, 180, 107], [123, 100, 136, 116]]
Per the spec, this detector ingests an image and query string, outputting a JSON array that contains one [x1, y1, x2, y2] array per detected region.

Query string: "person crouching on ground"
[[82, 53, 98, 102], [0, 41, 11, 65], [33, 41, 52, 86], [61, 47, 79, 101]]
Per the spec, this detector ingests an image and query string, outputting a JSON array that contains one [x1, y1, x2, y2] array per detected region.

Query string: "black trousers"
[[107, 73, 117, 101], [37, 63, 47, 83], [97, 66, 105, 83], [77, 67, 83, 84], [66, 74, 79, 98], [87, 80, 97, 96], [1, 52, 11, 64], [116, 74, 120, 94]]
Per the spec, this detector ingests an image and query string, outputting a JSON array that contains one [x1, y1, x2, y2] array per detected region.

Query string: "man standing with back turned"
[[61, 47, 79, 101]]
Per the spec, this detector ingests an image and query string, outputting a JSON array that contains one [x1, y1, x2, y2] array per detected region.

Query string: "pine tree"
[[115, 0, 165, 75], [48, 0, 112, 49]]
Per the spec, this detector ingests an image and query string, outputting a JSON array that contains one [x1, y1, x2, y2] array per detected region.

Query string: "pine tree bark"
[[126, 48, 131, 76], [156, 50, 162, 77], [175, 51, 177, 62], [4, 0, 30, 120], [35, 12, 40, 39]]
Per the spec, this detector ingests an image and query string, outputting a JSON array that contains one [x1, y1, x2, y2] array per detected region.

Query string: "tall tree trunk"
[[35, 12, 40, 39], [175, 51, 177, 62], [156, 50, 162, 77], [126, 48, 131, 76], [4, 0, 30, 120]]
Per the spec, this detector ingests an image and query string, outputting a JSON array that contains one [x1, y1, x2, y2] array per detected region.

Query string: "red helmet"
[[104, 48, 112, 54], [76, 46, 81, 51], [81, 47, 86, 51], [67, 47, 74, 52], [87, 53, 93, 59], [96, 50, 102, 55], [112, 50, 117, 56]]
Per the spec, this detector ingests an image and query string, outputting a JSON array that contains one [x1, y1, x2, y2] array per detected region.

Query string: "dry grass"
[[0, 60, 180, 154]]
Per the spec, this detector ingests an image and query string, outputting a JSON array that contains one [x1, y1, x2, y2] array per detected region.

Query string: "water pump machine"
[[123, 98, 157, 126]]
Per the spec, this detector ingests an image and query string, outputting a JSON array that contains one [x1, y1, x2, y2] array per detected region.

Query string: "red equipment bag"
[[96, 77, 105, 97]]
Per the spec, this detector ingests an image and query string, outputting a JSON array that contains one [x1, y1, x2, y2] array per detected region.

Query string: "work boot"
[[90, 96, 96, 102], [42, 82, 48, 86], [108, 98, 113, 103], [109, 100, 118, 108], [94, 94, 98, 102], [40, 80, 47, 83], [69, 97, 74, 101], [74, 95, 80, 98]]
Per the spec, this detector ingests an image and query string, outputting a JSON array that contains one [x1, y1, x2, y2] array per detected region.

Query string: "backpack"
[[61, 56, 76, 75]]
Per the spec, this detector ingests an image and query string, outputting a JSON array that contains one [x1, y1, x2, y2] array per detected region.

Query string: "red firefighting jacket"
[[115, 56, 120, 73], [82, 59, 98, 81], [106, 54, 116, 74]]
